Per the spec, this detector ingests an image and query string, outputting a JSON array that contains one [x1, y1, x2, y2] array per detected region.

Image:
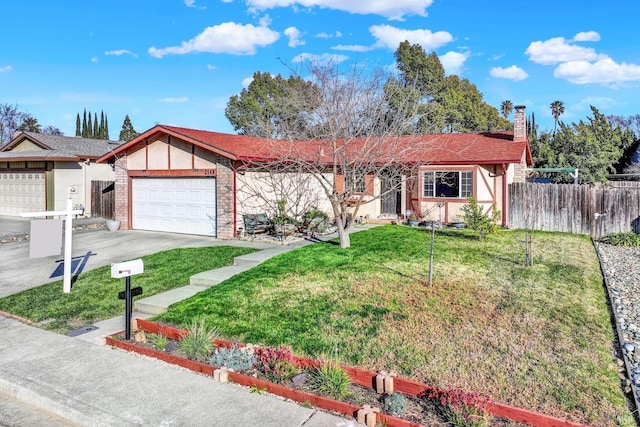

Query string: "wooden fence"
[[508, 182, 640, 238], [91, 180, 115, 219]]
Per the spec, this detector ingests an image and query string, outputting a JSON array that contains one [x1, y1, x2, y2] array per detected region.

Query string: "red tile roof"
[[96, 125, 532, 166]]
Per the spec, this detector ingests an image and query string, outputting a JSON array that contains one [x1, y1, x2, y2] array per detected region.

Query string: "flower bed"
[[105, 319, 589, 427]]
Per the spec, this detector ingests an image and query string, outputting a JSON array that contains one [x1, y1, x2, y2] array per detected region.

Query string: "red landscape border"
[[105, 318, 589, 427]]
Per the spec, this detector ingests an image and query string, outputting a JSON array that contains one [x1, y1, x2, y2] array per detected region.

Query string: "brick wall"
[[114, 155, 129, 229], [215, 157, 235, 239]]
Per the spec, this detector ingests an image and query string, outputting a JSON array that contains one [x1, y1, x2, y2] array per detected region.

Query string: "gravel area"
[[595, 242, 640, 408]]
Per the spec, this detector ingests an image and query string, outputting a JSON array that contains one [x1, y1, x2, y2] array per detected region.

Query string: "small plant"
[[147, 333, 168, 351], [461, 197, 500, 241], [600, 232, 640, 247], [423, 388, 493, 427], [177, 318, 219, 362], [250, 385, 267, 394], [208, 343, 256, 372], [381, 393, 407, 416], [308, 358, 352, 401], [254, 345, 297, 383]]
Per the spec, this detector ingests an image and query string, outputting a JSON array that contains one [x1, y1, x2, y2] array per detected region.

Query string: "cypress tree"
[[99, 111, 105, 139], [93, 112, 99, 138], [87, 113, 93, 138], [75, 114, 81, 136], [82, 109, 88, 138], [104, 114, 109, 139]]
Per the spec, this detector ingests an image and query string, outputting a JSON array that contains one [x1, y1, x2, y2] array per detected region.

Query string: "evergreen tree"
[[104, 114, 109, 139], [99, 111, 105, 139], [119, 115, 138, 141], [87, 113, 93, 138], [82, 109, 88, 137], [75, 114, 81, 136], [93, 112, 99, 138]]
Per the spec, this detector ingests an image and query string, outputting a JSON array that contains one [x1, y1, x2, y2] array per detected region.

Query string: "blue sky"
[[1, 0, 639, 139]]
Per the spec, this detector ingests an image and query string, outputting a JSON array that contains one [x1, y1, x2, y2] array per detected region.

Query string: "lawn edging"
[[105, 319, 590, 427]]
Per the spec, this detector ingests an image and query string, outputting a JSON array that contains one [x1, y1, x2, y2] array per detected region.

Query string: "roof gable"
[[0, 132, 121, 161]]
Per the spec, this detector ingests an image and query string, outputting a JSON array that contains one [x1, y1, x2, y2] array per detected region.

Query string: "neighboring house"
[[96, 106, 532, 239], [0, 132, 120, 216]]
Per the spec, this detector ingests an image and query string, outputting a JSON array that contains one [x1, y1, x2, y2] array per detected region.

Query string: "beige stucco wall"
[[51, 161, 115, 215], [236, 170, 333, 230]]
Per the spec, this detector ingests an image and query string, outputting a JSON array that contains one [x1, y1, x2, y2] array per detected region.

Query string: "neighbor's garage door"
[[132, 178, 216, 236], [0, 172, 45, 216]]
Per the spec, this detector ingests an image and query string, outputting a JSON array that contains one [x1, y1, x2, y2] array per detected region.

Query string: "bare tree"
[[237, 61, 428, 248], [0, 103, 28, 146]]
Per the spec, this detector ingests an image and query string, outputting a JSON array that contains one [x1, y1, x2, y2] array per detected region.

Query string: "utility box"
[[111, 259, 144, 279]]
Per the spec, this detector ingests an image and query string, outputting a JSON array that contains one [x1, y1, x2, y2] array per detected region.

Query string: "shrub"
[[381, 392, 407, 415], [177, 318, 219, 362], [423, 387, 493, 427], [308, 358, 352, 401], [254, 345, 297, 383], [147, 333, 168, 351], [208, 344, 256, 372], [600, 232, 640, 247], [461, 197, 500, 241]]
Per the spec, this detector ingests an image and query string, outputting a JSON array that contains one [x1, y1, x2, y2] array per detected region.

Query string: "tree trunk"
[[334, 215, 351, 248]]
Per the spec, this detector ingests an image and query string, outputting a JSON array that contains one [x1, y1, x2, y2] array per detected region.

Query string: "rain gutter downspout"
[[502, 163, 507, 227]]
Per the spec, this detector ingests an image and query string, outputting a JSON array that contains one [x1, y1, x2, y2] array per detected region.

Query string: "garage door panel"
[[132, 178, 216, 236], [0, 172, 45, 216]]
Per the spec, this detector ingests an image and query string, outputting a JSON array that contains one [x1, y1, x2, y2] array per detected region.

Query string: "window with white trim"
[[423, 171, 473, 198]]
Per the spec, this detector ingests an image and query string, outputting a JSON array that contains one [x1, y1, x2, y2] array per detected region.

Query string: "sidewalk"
[[0, 225, 375, 426]]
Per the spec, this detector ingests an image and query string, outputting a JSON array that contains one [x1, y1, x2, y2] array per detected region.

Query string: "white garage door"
[[0, 172, 46, 216], [132, 178, 216, 236]]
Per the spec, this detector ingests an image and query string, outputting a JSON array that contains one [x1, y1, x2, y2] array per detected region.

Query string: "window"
[[423, 171, 472, 198], [345, 172, 366, 193]]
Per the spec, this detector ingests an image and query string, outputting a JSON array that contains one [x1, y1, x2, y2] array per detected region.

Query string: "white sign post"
[[21, 198, 84, 293]]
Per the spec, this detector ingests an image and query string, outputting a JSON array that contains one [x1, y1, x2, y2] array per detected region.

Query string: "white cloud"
[[242, 76, 254, 87], [105, 49, 138, 58], [439, 51, 470, 75], [554, 58, 640, 85], [284, 27, 305, 47], [244, 0, 434, 20], [161, 97, 189, 103], [148, 22, 280, 57], [525, 36, 604, 65], [490, 65, 529, 81], [573, 31, 600, 42], [207, 64, 217, 70], [91, 57, 98, 63], [0, 65, 13, 72], [316, 31, 342, 39], [573, 96, 616, 112], [369, 24, 453, 51], [185, 0, 206, 9], [331, 44, 375, 52], [292, 52, 349, 64]]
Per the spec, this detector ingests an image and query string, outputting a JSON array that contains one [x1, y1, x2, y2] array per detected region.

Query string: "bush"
[[208, 344, 256, 372], [308, 359, 351, 401], [254, 345, 297, 383], [423, 388, 492, 427], [461, 197, 500, 241], [381, 392, 407, 415], [600, 232, 640, 247], [177, 318, 219, 362]]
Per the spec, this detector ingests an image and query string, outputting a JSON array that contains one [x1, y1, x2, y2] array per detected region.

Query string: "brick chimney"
[[514, 105, 527, 142]]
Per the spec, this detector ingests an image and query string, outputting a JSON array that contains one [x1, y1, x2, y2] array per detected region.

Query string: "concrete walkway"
[[0, 224, 374, 426]]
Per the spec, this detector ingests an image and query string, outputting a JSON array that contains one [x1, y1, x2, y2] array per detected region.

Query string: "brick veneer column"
[[114, 155, 130, 229], [216, 157, 235, 238]]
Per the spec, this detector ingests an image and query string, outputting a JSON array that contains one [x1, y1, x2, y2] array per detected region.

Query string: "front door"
[[380, 171, 401, 216]]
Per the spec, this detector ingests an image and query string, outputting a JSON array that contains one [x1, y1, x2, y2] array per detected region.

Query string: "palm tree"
[[18, 116, 41, 133], [500, 100, 513, 119], [550, 100, 565, 134]]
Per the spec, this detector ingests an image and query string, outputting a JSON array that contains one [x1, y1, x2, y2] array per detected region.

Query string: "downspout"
[[501, 163, 507, 227], [233, 169, 237, 238]]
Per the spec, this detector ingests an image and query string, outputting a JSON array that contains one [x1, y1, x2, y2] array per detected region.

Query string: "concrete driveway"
[[0, 217, 275, 298]]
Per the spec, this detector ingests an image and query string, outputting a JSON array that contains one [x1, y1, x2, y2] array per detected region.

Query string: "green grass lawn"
[[152, 226, 629, 426], [0, 246, 257, 334]]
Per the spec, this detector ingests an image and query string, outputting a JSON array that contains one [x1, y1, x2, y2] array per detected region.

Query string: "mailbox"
[[111, 259, 144, 278]]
